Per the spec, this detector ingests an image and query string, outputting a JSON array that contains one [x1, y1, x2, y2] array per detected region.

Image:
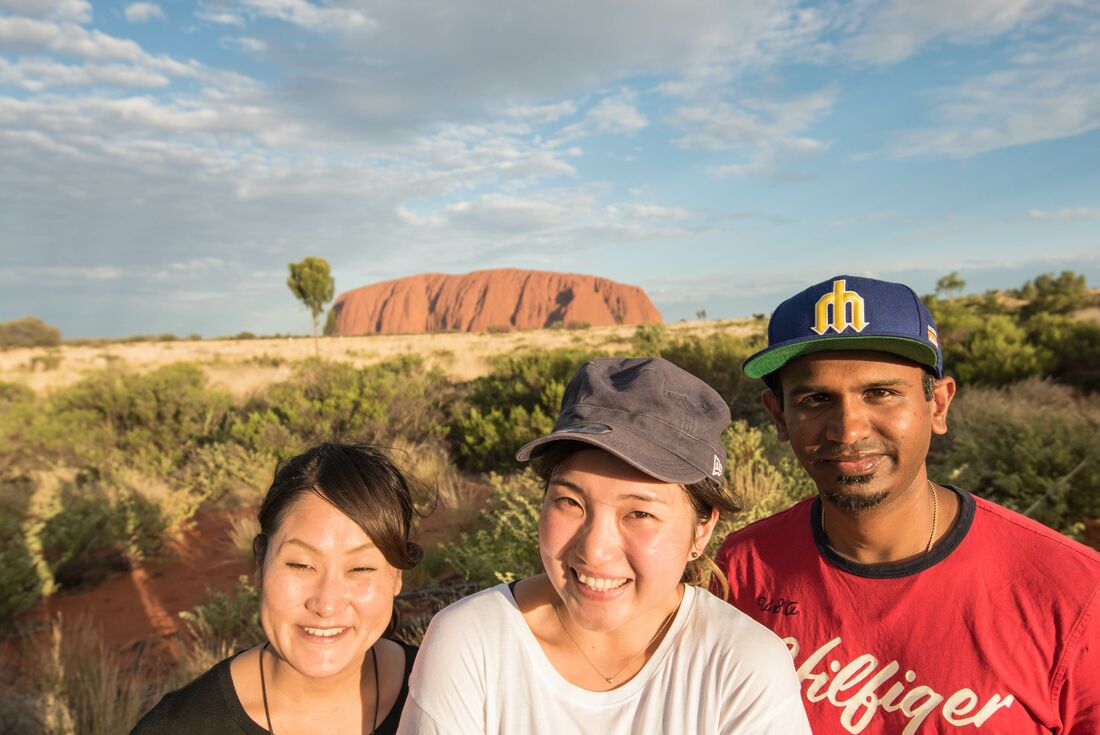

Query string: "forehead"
[[777, 350, 926, 389], [552, 449, 689, 506], [272, 492, 372, 547]]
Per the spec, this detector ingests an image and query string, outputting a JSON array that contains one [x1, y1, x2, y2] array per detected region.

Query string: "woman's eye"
[[628, 510, 653, 520], [285, 562, 311, 570], [555, 496, 581, 508], [350, 567, 375, 573]]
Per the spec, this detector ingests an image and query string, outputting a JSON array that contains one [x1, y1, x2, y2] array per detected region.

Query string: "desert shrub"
[[0, 317, 61, 349], [179, 576, 264, 653], [943, 314, 1044, 386], [655, 333, 768, 423], [709, 421, 816, 551], [26, 363, 232, 474], [232, 357, 452, 460], [928, 378, 1100, 533], [451, 349, 602, 473], [1016, 270, 1090, 318], [10, 616, 152, 735], [1028, 314, 1100, 390], [441, 472, 543, 586], [631, 323, 669, 353], [0, 480, 41, 624]]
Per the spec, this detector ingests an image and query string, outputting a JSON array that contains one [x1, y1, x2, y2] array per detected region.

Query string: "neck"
[[266, 650, 367, 708], [820, 476, 958, 564]]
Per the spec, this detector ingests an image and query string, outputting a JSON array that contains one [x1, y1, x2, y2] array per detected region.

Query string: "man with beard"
[[714, 275, 1100, 735]]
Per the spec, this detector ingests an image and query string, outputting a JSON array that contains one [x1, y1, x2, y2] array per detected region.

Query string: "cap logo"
[[812, 278, 869, 335], [927, 325, 939, 346], [712, 454, 723, 477]]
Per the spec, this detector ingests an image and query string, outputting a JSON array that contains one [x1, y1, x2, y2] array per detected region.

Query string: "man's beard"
[[823, 474, 889, 511]]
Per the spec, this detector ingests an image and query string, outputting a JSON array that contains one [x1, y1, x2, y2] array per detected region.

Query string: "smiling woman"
[[131, 443, 422, 735], [398, 358, 811, 734]]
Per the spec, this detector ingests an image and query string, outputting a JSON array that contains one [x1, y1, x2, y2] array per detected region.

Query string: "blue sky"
[[2, 0, 1098, 338]]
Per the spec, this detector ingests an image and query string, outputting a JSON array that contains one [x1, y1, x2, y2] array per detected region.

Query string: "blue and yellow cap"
[[742, 275, 943, 380]]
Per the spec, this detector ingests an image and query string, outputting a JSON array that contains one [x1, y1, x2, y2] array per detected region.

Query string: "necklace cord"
[[820, 481, 939, 553], [554, 601, 676, 685], [258, 641, 380, 735]]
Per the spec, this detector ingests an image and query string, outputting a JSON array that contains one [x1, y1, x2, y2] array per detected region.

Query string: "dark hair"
[[253, 442, 423, 571], [529, 441, 741, 598], [764, 368, 938, 408]]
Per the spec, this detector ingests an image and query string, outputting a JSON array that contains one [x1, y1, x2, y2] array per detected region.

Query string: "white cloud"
[[892, 26, 1100, 158], [124, 2, 165, 23], [0, 0, 92, 24], [503, 100, 578, 124], [220, 35, 268, 54], [846, 0, 1070, 64], [236, 0, 375, 32], [586, 89, 647, 134], [0, 57, 169, 89], [1028, 206, 1100, 221]]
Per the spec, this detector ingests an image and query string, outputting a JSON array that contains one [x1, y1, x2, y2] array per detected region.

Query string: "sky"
[[2, 0, 1099, 338]]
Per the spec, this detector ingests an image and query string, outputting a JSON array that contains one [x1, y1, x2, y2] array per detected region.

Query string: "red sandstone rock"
[[331, 269, 662, 335]]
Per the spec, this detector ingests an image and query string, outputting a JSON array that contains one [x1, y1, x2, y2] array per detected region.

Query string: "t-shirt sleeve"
[[396, 600, 490, 735], [1060, 589, 1100, 735], [716, 622, 811, 735]]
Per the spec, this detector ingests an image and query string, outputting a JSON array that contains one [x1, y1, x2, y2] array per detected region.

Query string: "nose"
[[573, 508, 621, 565], [824, 394, 873, 446], [305, 568, 347, 617]]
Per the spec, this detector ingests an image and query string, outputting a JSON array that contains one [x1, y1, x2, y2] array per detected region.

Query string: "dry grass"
[[0, 320, 758, 398]]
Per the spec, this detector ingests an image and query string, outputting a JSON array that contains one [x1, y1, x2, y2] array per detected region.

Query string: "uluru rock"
[[331, 269, 662, 335]]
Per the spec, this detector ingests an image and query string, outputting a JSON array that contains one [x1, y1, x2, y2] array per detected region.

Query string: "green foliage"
[[441, 472, 543, 585], [323, 306, 337, 336], [286, 256, 336, 339], [631, 323, 669, 353], [1028, 314, 1100, 390], [233, 357, 452, 461], [1016, 271, 1089, 318], [451, 349, 602, 473], [935, 271, 966, 298], [947, 314, 1043, 386], [179, 576, 264, 650], [929, 379, 1100, 533], [0, 480, 41, 624], [27, 363, 232, 474], [0, 316, 61, 349]]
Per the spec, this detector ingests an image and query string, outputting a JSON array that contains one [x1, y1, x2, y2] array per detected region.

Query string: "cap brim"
[[516, 426, 708, 485], [743, 335, 940, 379]]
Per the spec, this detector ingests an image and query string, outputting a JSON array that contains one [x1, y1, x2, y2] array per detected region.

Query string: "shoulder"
[[423, 583, 515, 632], [681, 586, 795, 673], [414, 584, 516, 663], [971, 494, 1100, 571], [130, 656, 237, 734], [715, 497, 814, 563]]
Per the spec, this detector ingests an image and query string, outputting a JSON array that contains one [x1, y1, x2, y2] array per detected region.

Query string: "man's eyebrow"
[[788, 377, 913, 394]]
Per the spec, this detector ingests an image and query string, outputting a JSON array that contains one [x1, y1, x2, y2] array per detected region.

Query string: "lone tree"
[[287, 256, 335, 351]]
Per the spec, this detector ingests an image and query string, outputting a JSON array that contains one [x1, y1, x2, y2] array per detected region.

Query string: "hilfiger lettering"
[[812, 279, 869, 335], [785, 635, 1015, 735]]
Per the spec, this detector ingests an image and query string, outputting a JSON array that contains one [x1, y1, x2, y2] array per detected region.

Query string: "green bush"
[[441, 472, 543, 586], [232, 357, 452, 460], [0, 479, 41, 624], [179, 576, 263, 651], [1016, 271, 1090, 318], [1028, 314, 1100, 390], [928, 378, 1100, 533], [450, 349, 601, 473], [0, 317, 61, 349]]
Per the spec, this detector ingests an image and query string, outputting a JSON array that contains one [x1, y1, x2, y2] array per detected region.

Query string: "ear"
[[692, 507, 720, 556], [930, 376, 956, 435], [393, 569, 403, 598], [761, 388, 789, 442]]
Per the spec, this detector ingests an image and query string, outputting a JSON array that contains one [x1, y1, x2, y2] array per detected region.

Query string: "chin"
[[823, 483, 890, 512]]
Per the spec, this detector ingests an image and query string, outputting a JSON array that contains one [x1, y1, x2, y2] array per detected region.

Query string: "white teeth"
[[575, 571, 628, 592], [303, 627, 346, 637]]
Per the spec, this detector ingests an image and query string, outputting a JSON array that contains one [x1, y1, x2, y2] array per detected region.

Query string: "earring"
[[690, 551, 700, 559]]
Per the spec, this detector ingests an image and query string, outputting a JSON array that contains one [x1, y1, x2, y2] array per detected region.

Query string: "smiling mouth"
[[301, 626, 347, 638], [573, 569, 629, 592]]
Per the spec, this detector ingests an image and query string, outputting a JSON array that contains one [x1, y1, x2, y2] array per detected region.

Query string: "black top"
[[131, 640, 417, 735]]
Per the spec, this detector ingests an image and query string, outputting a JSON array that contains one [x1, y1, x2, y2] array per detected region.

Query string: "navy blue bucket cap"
[[742, 275, 943, 380]]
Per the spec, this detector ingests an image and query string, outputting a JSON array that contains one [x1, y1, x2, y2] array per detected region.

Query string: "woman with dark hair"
[[399, 358, 809, 734], [133, 442, 421, 735]]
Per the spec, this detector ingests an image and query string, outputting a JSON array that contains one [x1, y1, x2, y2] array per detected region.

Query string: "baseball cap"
[[515, 357, 731, 485], [742, 275, 943, 379]]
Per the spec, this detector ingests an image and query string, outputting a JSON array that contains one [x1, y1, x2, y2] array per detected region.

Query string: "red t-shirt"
[[715, 487, 1100, 734]]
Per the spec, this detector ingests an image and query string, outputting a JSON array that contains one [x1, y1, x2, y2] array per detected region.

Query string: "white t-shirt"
[[397, 583, 810, 734]]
